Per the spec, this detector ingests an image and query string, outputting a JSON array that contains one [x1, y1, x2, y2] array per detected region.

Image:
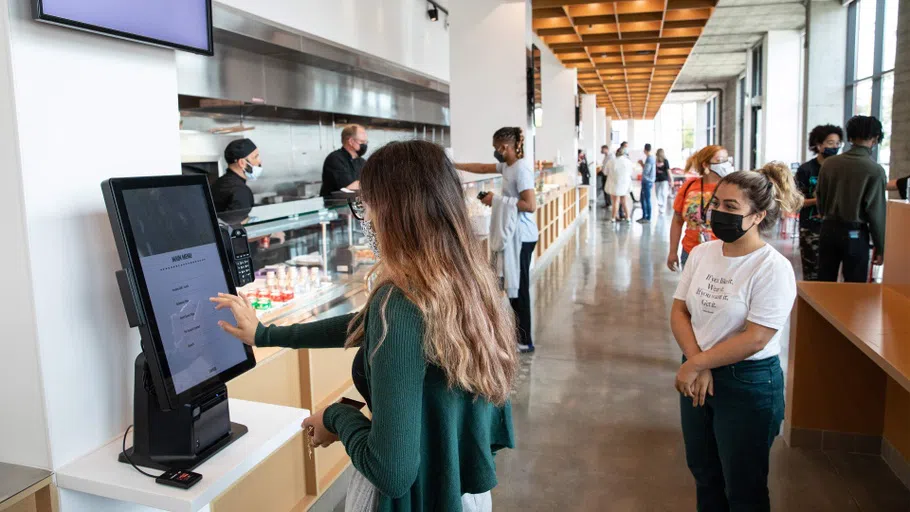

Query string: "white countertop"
[[56, 399, 309, 512]]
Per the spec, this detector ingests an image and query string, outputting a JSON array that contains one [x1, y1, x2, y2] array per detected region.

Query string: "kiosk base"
[[119, 422, 248, 472], [119, 354, 248, 472]]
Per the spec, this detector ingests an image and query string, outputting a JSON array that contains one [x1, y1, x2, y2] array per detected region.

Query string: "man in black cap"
[[212, 138, 261, 213], [320, 124, 368, 197]]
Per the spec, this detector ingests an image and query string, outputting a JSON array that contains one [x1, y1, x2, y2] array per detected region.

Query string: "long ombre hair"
[[345, 140, 518, 406]]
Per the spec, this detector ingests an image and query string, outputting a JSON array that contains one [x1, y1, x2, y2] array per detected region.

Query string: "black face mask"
[[709, 209, 756, 243], [493, 150, 506, 163], [822, 147, 839, 158], [356, 143, 368, 157]]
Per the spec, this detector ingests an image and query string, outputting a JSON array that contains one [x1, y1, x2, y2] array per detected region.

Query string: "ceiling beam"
[[559, 5, 622, 119]]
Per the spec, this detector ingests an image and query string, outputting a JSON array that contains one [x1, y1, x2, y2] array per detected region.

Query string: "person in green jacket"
[[212, 140, 518, 512], [815, 115, 887, 283]]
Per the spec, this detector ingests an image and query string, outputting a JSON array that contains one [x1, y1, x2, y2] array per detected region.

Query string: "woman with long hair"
[[667, 145, 733, 270], [456, 127, 539, 353], [605, 144, 634, 223], [654, 148, 671, 214], [672, 162, 803, 511], [213, 140, 518, 512]]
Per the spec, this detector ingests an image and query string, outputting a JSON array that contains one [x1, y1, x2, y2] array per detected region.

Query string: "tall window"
[[846, 0, 899, 172], [706, 97, 718, 145]]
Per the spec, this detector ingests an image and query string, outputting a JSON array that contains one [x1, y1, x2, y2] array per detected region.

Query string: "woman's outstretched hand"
[[210, 293, 258, 346]]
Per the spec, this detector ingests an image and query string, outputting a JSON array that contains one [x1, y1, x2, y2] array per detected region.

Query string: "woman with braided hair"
[[456, 126, 539, 353]]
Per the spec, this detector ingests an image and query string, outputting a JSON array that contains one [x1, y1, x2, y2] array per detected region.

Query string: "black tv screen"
[[34, 0, 213, 56]]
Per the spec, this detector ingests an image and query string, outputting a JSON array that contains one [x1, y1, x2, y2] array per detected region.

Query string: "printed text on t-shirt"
[[694, 274, 732, 312]]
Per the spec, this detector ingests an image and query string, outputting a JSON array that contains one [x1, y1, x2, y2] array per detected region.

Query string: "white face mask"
[[244, 164, 264, 181], [709, 161, 734, 178]]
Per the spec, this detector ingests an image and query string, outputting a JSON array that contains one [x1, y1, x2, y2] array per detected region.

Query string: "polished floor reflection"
[[493, 206, 910, 511]]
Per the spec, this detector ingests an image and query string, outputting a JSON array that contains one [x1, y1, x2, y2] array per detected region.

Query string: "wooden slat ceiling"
[[533, 0, 718, 120]]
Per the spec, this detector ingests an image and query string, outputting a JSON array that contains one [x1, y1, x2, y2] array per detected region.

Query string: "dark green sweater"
[[255, 285, 515, 511], [816, 145, 888, 253]]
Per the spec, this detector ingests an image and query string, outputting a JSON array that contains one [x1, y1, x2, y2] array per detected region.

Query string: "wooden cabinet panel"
[[211, 433, 312, 512], [227, 348, 302, 409], [306, 348, 358, 411]]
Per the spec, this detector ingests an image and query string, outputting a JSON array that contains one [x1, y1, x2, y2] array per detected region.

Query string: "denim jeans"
[[680, 356, 785, 512], [641, 180, 653, 220]]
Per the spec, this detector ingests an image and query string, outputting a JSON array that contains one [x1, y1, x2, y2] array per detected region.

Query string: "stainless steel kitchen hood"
[[176, 4, 450, 126]]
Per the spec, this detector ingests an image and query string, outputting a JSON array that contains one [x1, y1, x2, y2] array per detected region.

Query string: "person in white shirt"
[[455, 127, 538, 353], [605, 145, 634, 223], [671, 162, 804, 511]]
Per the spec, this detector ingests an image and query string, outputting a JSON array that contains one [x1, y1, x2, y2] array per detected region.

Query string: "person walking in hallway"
[[214, 141, 517, 512], [796, 124, 843, 281], [606, 144, 634, 223], [667, 145, 733, 271], [816, 115, 887, 283], [655, 148, 671, 214], [672, 162, 803, 511], [455, 127, 539, 353], [598, 144, 612, 208], [638, 143, 656, 223]]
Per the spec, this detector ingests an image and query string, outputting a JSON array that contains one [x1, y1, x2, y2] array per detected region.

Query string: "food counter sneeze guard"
[[217, 197, 376, 330]]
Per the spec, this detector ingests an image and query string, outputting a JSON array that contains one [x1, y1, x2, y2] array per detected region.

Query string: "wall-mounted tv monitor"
[[34, 0, 214, 56]]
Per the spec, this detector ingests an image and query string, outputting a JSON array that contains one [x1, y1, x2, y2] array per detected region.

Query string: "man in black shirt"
[[212, 138, 261, 215], [795, 124, 843, 281], [321, 124, 369, 197]]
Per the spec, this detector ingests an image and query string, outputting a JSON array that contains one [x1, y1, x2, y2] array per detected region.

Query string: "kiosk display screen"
[[122, 185, 248, 394], [104, 176, 255, 408]]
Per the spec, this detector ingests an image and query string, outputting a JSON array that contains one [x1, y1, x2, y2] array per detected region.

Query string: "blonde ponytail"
[[758, 161, 804, 214]]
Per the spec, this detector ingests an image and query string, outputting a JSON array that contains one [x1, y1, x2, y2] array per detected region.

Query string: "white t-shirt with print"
[[497, 159, 539, 243], [673, 240, 796, 361]]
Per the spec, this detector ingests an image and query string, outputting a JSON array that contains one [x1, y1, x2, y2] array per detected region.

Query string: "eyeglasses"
[[348, 198, 365, 221]]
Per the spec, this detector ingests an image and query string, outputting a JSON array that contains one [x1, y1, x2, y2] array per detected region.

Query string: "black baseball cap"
[[224, 139, 257, 164]]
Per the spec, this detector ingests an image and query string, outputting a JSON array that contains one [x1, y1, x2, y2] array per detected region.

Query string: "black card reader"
[[219, 223, 254, 287]]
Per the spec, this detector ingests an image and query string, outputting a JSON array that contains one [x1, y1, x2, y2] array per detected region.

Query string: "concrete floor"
[[492, 205, 910, 511]]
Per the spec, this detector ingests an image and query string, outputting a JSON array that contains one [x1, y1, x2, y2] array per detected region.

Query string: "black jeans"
[[597, 174, 610, 206], [680, 356, 785, 512], [509, 241, 537, 347], [818, 220, 871, 283]]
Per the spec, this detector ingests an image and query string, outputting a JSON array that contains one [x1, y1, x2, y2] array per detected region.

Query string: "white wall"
[[450, 0, 529, 164], [580, 94, 598, 163], [763, 30, 803, 166], [804, 0, 848, 147], [533, 34, 577, 166], [215, 0, 450, 82], [0, 0, 51, 471], [2, 4, 180, 508], [696, 101, 708, 150]]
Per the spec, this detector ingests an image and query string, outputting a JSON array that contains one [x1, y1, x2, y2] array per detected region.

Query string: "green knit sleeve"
[[255, 312, 356, 349], [323, 288, 425, 499]]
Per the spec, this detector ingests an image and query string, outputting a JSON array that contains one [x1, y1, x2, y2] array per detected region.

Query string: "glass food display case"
[[218, 198, 376, 327]]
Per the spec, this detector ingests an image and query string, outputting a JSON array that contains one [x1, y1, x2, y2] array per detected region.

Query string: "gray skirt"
[[345, 470, 492, 512]]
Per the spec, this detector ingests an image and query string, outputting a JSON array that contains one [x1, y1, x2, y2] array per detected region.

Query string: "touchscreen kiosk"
[[103, 175, 256, 471]]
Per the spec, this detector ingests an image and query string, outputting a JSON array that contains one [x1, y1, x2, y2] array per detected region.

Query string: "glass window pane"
[[879, 71, 894, 166], [884, 0, 898, 71], [856, 0, 877, 80], [855, 78, 873, 116]]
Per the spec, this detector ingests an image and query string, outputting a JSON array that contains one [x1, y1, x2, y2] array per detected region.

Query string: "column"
[[696, 101, 708, 149], [532, 34, 578, 167], [763, 30, 803, 167], [889, 0, 910, 181], [450, 0, 532, 165], [580, 94, 598, 173], [803, 0, 848, 156]]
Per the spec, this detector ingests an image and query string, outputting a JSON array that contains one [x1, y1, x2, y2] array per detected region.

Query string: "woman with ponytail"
[[670, 162, 803, 511], [668, 145, 734, 270], [456, 126, 539, 353]]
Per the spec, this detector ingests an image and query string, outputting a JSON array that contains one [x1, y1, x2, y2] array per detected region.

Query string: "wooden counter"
[[786, 200, 910, 490]]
